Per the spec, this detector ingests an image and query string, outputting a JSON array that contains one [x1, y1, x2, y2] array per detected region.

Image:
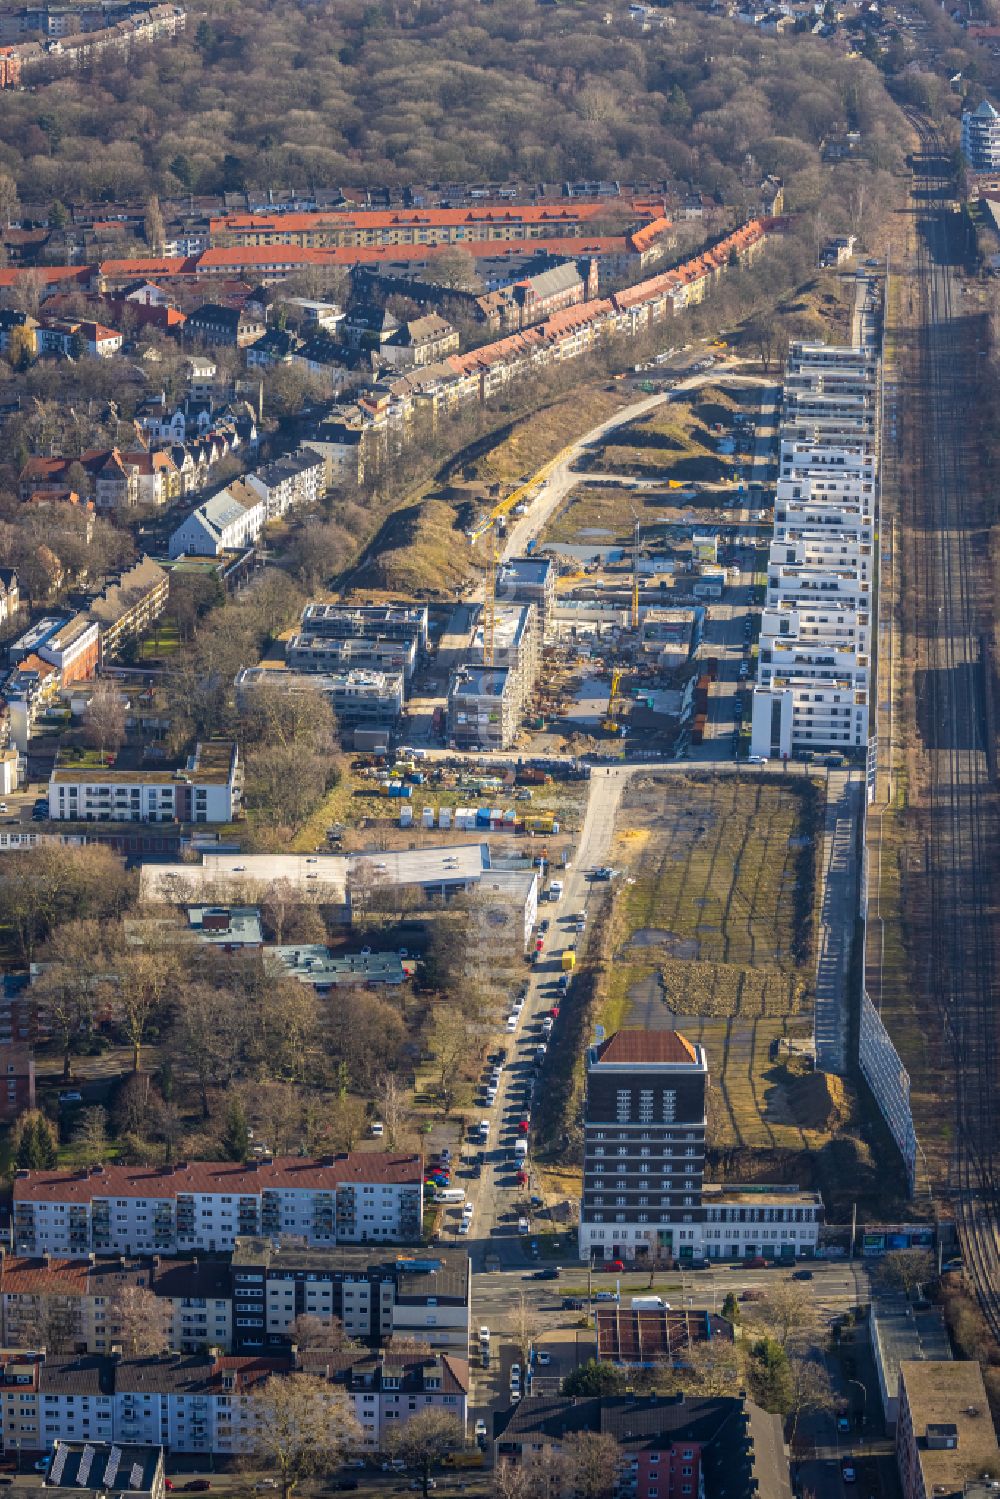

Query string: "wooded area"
[[0, 0, 913, 206]]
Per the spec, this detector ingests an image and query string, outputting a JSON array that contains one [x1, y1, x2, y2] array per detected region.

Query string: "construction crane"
[[468, 442, 575, 665], [602, 667, 625, 734], [631, 517, 640, 630]]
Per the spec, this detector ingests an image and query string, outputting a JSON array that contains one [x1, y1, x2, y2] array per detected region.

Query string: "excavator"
[[602, 667, 625, 734]]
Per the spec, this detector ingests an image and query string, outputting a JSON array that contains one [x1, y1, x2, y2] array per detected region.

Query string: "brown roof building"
[[13, 1155, 424, 1257]]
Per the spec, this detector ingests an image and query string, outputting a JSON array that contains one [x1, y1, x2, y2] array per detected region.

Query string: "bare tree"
[[108, 1283, 173, 1356], [749, 1280, 821, 1351], [83, 681, 127, 758], [387, 1409, 465, 1497], [873, 1249, 934, 1296], [374, 1072, 409, 1148], [252, 1374, 362, 1499], [74, 1106, 109, 1166], [289, 1313, 356, 1352], [562, 1432, 621, 1499]]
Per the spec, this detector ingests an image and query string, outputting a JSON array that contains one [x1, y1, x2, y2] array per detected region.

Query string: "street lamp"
[[846, 1377, 868, 1431]]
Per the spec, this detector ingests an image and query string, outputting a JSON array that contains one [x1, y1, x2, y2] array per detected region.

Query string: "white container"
[[399, 805, 413, 827]]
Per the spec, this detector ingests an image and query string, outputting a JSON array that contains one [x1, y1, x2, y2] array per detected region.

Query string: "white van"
[[514, 1139, 528, 1159], [433, 1187, 467, 1205], [549, 880, 563, 901]]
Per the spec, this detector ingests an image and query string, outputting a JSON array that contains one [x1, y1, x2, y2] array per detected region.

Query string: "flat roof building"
[[448, 664, 518, 749], [897, 1360, 999, 1499], [871, 1294, 951, 1431], [48, 741, 242, 825]]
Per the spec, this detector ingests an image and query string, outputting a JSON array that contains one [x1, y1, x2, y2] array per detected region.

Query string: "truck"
[[630, 1296, 670, 1310], [548, 879, 564, 901], [562, 947, 577, 972]]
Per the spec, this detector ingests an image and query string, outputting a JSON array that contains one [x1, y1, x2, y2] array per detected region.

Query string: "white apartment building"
[[766, 562, 870, 610], [774, 495, 873, 545], [244, 446, 325, 520], [752, 340, 878, 761], [12, 1156, 424, 1257], [769, 532, 873, 585], [761, 600, 872, 656], [758, 638, 869, 690], [0, 1350, 468, 1459], [750, 676, 869, 759], [48, 741, 242, 825]]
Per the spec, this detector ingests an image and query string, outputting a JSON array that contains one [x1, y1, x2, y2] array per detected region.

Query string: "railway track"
[[901, 108, 1000, 1336]]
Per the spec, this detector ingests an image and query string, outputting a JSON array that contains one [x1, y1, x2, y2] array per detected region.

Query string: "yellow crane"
[[602, 667, 624, 734], [469, 442, 575, 665], [631, 517, 640, 630]]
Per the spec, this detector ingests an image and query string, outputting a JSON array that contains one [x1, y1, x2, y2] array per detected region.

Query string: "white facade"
[[752, 339, 878, 761], [13, 1157, 423, 1256], [244, 447, 325, 520], [750, 678, 869, 759], [48, 742, 241, 825], [168, 489, 265, 558], [962, 99, 1000, 172]]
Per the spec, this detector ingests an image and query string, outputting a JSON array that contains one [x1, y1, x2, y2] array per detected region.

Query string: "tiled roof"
[[209, 203, 616, 235], [14, 1153, 423, 1204], [595, 1029, 698, 1064]]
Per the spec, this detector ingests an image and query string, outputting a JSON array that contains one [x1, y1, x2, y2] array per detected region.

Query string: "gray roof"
[[198, 489, 254, 535], [47, 1441, 163, 1497], [972, 98, 999, 119], [518, 260, 583, 299]]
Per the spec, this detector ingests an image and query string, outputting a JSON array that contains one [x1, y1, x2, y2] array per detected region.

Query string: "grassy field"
[[465, 384, 630, 489], [602, 773, 829, 1153], [584, 383, 750, 483]]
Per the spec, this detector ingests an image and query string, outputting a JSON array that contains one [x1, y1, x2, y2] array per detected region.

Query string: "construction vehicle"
[[602, 667, 625, 734]]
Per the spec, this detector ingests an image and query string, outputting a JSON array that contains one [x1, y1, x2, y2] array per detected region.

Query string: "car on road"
[[792, 1268, 813, 1281], [532, 1267, 560, 1280], [841, 1462, 856, 1485], [601, 1259, 625, 1272], [562, 1297, 585, 1310], [184, 1484, 211, 1493], [475, 1419, 488, 1447], [836, 1415, 851, 1434]]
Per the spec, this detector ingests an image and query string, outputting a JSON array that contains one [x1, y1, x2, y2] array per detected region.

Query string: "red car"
[[602, 1259, 625, 1272], [550, 1006, 560, 1018], [518, 1119, 530, 1134], [517, 1169, 528, 1186]]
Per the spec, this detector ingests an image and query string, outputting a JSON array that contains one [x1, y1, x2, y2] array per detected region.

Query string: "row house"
[[0, 1348, 467, 1458], [244, 446, 324, 520], [0, 1243, 469, 1360], [0, 1253, 232, 1356], [13, 1154, 423, 1257], [208, 201, 622, 249], [86, 555, 169, 663]]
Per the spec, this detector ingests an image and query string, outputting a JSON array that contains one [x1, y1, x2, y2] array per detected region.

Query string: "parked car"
[[562, 1297, 585, 1310], [792, 1268, 813, 1281], [183, 1484, 211, 1493]]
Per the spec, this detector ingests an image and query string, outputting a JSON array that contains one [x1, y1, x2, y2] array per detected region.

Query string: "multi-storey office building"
[[13, 1156, 424, 1257]]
